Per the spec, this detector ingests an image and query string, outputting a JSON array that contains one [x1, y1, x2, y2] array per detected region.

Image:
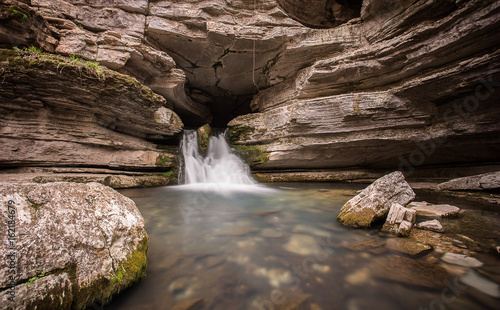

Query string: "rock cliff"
[[230, 0, 500, 182], [0, 49, 182, 187], [1, 0, 499, 183]]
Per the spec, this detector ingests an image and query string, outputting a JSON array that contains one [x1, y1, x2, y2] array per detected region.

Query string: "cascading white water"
[[182, 130, 257, 186]]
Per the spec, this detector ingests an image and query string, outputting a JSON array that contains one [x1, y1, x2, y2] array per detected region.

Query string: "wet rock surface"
[[441, 253, 484, 268], [228, 0, 500, 179], [409, 201, 461, 218], [0, 182, 148, 309], [337, 171, 415, 227], [370, 255, 448, 290], [382, 203, 416, 237], [438, 171, 500, 191], [416, 219, 445, 233], [385, 238, 432, 257]]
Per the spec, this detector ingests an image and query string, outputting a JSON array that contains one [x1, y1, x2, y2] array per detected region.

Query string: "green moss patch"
[[73, 235, 149, 309], [337, 207, 376, 227], [197, 124, 212, 156], [155, 154, 173, 167], [232, 144, 270, 166], [229, 125, 253, 144]]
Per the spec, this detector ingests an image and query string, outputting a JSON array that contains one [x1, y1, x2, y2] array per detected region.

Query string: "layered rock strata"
[[229, 0, 500, 182], [0, 49, 182, 187]]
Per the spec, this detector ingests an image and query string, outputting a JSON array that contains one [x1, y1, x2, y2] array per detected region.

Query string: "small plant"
[[86, 60, 99, 68], [27, 46, 42, 54], [26, 270, 46, 288], [70, 54, 82, 63], [77, 24, 83, 29], [7, 5, 28, 21], [85, 60, 105, 80], [13, 46, 22, 51]]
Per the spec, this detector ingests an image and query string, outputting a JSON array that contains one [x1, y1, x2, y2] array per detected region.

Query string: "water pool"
[[107, 183, 500, 310]]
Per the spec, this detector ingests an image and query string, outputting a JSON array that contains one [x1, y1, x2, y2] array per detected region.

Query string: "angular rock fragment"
[[409, 202, 460, 218], [382, 203, 417, 237], [416, 219, 444, 233]]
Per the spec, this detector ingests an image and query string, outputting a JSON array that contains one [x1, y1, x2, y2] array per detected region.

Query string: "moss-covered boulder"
[[196, 124, 212, 156], [337, 171, 415, 227], [0, 182, 148, 309]]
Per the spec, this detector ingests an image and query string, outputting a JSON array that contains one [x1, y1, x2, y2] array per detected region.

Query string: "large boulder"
[[337, 171, 415, 227], [0, 182, 148, 309], [437, 171, 500, 191]]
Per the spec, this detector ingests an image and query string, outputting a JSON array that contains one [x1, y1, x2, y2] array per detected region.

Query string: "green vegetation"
[[337, 205, 376, 228], [228, 125, 268, 166], [155, 154, 172, 167], [161, 170, 176, 178], [197, 124, 212, 155], [228, 125, 253, 144], [232, 144, 269, 166], [70, 53, 83, 64], [73, 236, 148, 309], [2, 48, 107, 81], [77, 24, 83, 29], [12, 46, 42, 54], [26, 270, 46, 288], [5, 5, 28, 21]]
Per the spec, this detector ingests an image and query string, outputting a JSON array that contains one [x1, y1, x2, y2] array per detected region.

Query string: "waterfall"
[[181, 130, 257, 186]]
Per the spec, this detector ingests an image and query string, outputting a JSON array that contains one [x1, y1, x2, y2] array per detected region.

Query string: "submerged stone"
[[283, 234, 322, 256], [371, 256, 448, 289], [386, 238, 432, 256], [441, 253, 484, 268], [460, 270, 500, 298], [173, 298, 204, 310], [344, 239, 387, 254]]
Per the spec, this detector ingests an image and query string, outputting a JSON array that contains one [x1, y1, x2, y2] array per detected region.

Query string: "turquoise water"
[[107, 183, 500, 310]]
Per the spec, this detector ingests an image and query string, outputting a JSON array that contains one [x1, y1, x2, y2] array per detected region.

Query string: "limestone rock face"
[[276, 0, 362, 28], [0, 182, 148, 309], [0, 49, 181, 187], [437, 171, 500, 191], [229, 0, 500, 179], [337, 171, 415, 227], [1, 0, 499, 182]]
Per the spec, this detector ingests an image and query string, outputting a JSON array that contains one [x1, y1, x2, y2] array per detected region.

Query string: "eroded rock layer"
[[0, 49, 182, 187], [229, 0, 500, 181], [1, 0, 499, 183]]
